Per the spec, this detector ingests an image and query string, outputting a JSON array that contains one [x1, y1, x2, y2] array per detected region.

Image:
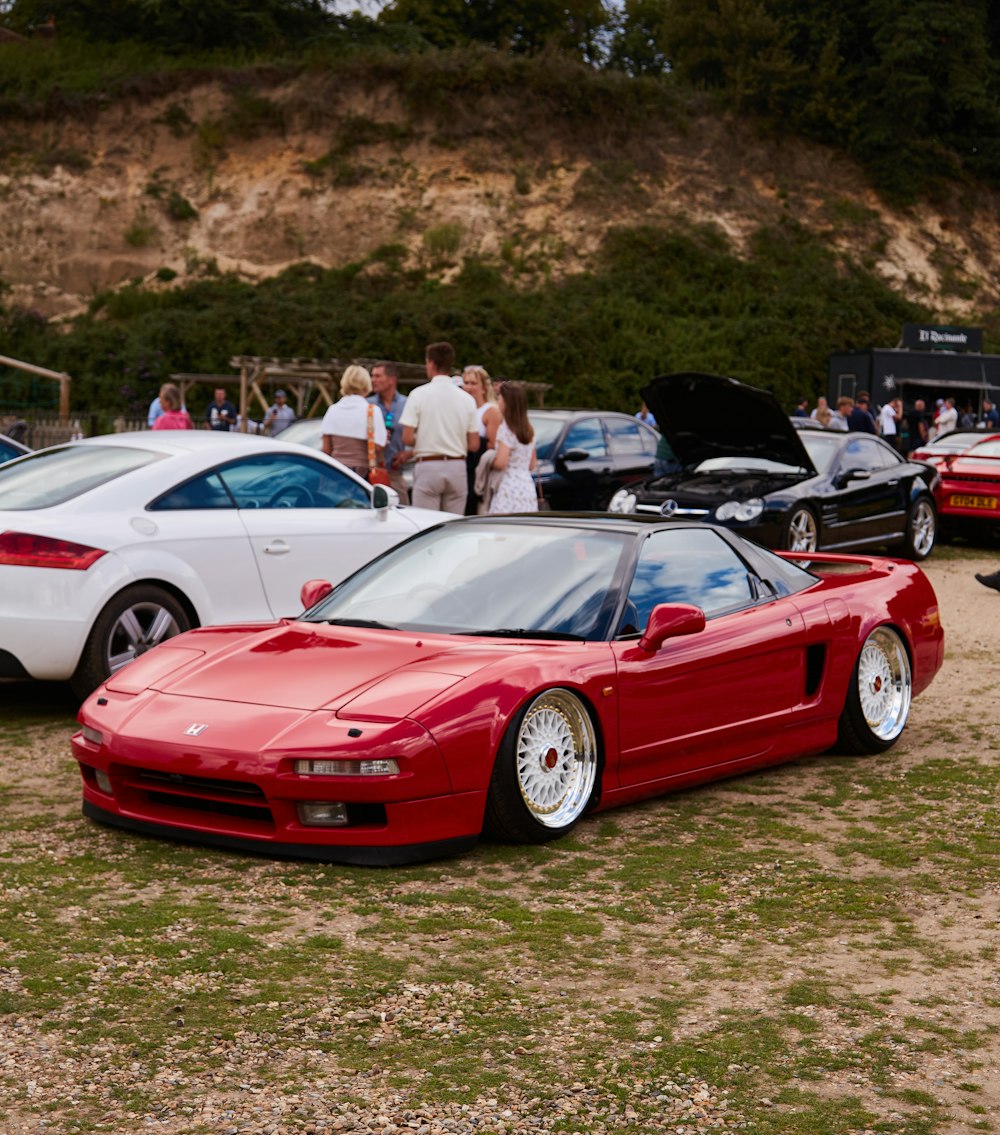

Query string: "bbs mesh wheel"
[[484, 688, 600, 843]]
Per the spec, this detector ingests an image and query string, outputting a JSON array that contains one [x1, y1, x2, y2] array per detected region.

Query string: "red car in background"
[[934, 436, 1000, 539]]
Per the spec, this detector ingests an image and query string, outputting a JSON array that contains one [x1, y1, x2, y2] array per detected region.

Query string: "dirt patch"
[[4, 81, 1000, 319]]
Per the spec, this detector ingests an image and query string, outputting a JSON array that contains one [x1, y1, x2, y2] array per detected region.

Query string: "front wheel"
[[900, 496, 936, 560], [71, 585, 192, 701], [783, 506, 818, 553], [836, 626, 912, 754], [484, 688, 600, 843]]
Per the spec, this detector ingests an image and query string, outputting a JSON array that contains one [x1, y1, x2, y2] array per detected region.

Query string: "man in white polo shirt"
[[400, 341, 478, 513]]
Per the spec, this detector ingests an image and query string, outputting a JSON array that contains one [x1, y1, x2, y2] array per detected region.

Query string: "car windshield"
[[0, 445, 164, 509], [278, 420, 322, 448], [302, 520, 633, 639], [530, 415, 568, 461], [799, 431, 841, 474], [694, 456, 806, 474], [963, 439, 1000, 459]]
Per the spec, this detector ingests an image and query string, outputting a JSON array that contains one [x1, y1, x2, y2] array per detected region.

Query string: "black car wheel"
[[71, 585, 192, 701], [783, 506, 819, 553], [483, 689, 600, 843], [836, 626, 912, 754], [900, 496, 936, 560]]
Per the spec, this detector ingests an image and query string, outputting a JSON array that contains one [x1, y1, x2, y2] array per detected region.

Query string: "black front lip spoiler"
[[83, 800, 478, 867]]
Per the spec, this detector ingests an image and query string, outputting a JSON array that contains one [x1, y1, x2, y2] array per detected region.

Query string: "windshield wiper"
[[457, 628, 586, 641], [322, 617, 395, 630]]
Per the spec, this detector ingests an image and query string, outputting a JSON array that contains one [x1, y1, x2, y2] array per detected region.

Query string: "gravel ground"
[[1, 547, 998, 1135]]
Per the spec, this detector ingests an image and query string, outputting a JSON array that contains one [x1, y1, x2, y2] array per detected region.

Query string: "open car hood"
[[641, 372, 817, 475]]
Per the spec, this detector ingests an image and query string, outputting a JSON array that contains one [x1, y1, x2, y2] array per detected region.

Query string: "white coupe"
[[0, 432, 447, 698]]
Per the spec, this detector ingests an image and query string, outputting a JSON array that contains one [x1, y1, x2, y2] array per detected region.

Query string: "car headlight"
[[609, 489, 637, 514], [715, 498, 764, 522], [294, 759, 399, 776]]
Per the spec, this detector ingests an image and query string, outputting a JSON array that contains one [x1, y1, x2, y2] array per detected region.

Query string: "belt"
[[414, 455, 464, 462]]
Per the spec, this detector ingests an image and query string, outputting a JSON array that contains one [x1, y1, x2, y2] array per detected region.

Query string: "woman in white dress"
[[488, 381, 538, 514]]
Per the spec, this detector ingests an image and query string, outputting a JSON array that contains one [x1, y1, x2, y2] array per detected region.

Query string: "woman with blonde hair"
[[488, 381, 538, 514], [151, 383, 193, 430], [462, 364, 502, 514], [320, 365, 387, 479]]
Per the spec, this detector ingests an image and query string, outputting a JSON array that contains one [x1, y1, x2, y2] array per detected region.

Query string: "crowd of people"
[[145, 342, 540, 517], [793, 391, 1000, 454]]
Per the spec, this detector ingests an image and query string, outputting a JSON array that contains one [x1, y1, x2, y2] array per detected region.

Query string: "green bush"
[[1, 218, 931, 417]]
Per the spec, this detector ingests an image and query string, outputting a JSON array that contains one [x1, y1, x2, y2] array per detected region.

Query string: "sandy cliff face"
[[3, 79, 1000, 321]]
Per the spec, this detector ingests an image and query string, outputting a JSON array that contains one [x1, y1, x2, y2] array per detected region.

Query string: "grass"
[[0, 567, 998, 1135]]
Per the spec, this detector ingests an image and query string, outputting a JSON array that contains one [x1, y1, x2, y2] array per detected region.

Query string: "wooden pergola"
[[169, 356, 553, 431], [215, 357, 552, 429], [0, 353, 72, 420]]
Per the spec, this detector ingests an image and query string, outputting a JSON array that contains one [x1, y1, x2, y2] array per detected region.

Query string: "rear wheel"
[[900, 496, 936, 560], [836, 626, 912, 754], [783, 506, 818, 553], [71, 585, 191, 701], [484, 688, 600, 843]]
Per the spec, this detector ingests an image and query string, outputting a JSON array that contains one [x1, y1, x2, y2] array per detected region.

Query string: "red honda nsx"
[[73, 516, 944, 865]]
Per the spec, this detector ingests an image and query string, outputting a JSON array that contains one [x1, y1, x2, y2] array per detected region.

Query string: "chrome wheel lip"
[[106, 601, 182, 674], [857, 627, 912, 741], [515, 690, 597, 829], [788, 509, 818, 553], [910, 499, 936, 557]]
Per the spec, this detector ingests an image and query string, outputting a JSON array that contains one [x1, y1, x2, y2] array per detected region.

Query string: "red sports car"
[[933, 437, 1000, 538], [72, 516, 944, 865]]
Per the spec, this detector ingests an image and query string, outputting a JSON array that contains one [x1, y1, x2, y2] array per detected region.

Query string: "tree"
[[4, 0, 336, 50], [379, 0, 612, 62]]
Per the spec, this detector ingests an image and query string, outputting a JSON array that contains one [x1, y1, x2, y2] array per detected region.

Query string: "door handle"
[[263, 540, 291, 555]]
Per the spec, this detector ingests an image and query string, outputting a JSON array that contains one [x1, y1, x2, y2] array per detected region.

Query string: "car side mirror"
[[638, 603, 706, 652], [300, 579, 334, 610], [838, 467, 871, 486], [558, 447, 591, 463], [372, 485, 400, 514]]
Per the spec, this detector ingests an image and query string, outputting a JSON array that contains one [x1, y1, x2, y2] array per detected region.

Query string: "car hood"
[[641, 372, 817, 475], [103, 621, 525, 716]]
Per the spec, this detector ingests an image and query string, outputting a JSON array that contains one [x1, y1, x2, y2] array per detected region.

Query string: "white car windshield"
[[963, 439, 1000, 459], [304, 521, 633, 639], [695, 456, 805, 474], [0, 445, 164, 509]]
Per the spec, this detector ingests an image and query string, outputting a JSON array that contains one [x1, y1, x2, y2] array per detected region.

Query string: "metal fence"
[[1, 415, 146, 448]]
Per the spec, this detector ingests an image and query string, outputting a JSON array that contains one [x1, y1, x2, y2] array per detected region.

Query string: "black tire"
[[835, 626, 912, 755], [71, 585, 192, 701], [900, 495, 936, 560], [483, 688, 601, 844], [783, 506, 819, 553]]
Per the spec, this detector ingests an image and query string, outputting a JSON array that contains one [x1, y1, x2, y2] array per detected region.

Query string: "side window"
[[216, 453, 371, 509], [153, 454, 371, 511], [150, 472, 233, 511], [638, 422, 660, 456], [622, 528, 755, 633], [605, 417, 647, 455], [562, 418, 608, 457], [842, 437, 887, 472]]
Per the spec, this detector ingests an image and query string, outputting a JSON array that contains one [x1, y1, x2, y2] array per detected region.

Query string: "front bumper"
[[72, 711, 487, 865], [81, 798, 480, 866]]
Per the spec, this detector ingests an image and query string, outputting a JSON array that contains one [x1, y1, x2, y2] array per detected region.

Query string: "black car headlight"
[[609, 489, 637, 513], [715, 498, 764, 522]]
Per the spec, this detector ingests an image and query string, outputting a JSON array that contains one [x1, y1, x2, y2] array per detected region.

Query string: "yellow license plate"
[[950, 494, 998, 510]]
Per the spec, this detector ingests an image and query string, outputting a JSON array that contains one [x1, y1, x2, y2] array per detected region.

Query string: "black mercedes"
[[609, 373, 939, 559]]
